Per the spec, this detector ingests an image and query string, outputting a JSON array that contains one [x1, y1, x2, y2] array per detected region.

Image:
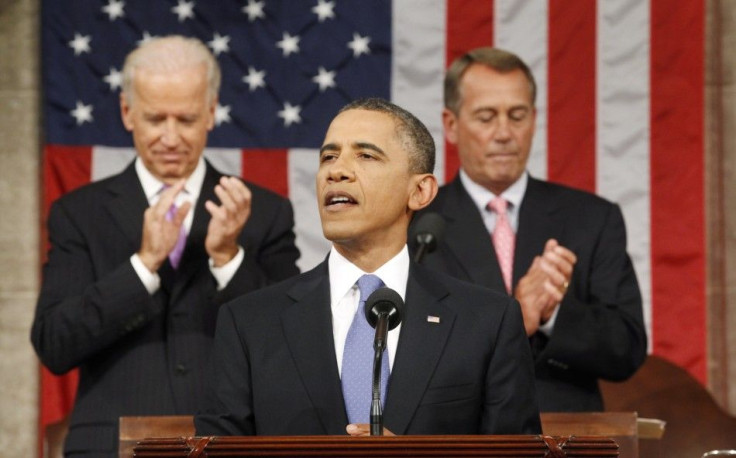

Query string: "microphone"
[[410, 212, 445, 263], [364, 287, 405, 436]]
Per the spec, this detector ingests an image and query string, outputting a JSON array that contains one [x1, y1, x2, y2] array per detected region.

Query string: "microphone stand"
[[370, 313, 390, 436], [412, 240, 429, 264], [413, 232, 437, 264]]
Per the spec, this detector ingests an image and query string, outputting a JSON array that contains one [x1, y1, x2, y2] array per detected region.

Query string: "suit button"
[[175, 364, 188, 375]]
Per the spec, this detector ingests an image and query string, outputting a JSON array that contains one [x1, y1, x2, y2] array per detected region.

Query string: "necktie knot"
[[357, 274, 384, 304], [488, 196, 509, 215]]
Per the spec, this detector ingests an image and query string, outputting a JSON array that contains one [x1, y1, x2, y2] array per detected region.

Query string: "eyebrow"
[[319, 141, 387, 157], [472, 104, 530, 115], [355, 142, 386, 157], [319, 143, 339, 155]]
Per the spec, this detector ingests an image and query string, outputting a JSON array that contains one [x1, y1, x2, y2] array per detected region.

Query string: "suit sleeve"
[[481, 297, 542, 435], [214, 190, 300, 305], [195, 303, 256, 436], [31, 199, 165, 374], [542, 203, 647, 381]]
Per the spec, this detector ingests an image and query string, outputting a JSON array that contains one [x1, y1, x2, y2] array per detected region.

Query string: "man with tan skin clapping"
[[411, 47, 647, 412]]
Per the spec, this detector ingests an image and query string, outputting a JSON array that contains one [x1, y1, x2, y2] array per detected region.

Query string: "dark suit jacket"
[[195, 260, 541, 436], [31, 160, 300, 455], [410, 175, 647, 412]]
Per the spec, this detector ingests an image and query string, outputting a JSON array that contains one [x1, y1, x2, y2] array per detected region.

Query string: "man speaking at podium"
[[195, 98, 541, 436]]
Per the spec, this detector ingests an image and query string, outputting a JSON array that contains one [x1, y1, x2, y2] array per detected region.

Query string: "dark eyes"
[[319, 153, 336, 163], [319, 152, 377, 163]]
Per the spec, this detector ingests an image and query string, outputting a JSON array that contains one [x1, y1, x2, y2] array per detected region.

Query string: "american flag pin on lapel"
[[427, 315, 440, 324]]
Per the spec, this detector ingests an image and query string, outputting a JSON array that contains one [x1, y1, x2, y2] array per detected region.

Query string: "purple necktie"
[[165, 199, 187, 269], [341, 274, 390, 424]]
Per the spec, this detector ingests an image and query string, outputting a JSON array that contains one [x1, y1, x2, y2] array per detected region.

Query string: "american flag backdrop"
[[40, 0, 705, 450]]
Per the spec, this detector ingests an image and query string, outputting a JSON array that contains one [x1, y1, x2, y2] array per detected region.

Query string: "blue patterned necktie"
[[341, 274, 390, 424]]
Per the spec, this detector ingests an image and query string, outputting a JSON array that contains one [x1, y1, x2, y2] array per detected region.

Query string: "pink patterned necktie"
[[163, 190, 187, 269], [488, 197, 515, 294]]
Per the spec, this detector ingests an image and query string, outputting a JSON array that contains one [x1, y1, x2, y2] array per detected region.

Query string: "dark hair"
[[338, 98, 435, 174], [444, 47, 536, 114]]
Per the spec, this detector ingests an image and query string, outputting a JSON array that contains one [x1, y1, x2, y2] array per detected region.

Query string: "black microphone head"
[[364, 287, 405, 331], [411, 212, 446, 253]]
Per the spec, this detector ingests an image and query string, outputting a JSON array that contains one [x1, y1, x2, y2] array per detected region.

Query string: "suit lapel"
[[280, 262, 348, 434], [383, 266, 456, 434], [185, 162, 221, 259], [169, 163, 220, 301], [104, 163, 148, 250], [514, 177, 564, 285], [441, 178, 505, 291]]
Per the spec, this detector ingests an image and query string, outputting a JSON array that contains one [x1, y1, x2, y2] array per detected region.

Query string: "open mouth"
[[324, 192, 358, 207]]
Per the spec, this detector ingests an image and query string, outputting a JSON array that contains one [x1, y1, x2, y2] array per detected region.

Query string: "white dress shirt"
[[130, 157, 244, 293], [460, 169, 558, 334], [328, 245, 409, 376], [459, 168, 527, 233]]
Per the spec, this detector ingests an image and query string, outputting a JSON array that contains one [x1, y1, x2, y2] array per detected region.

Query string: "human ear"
[[408, 174, 438, 211], [442, 108, 458, 145], [206, 96, 218, 131], [120, 93, 134, 132]]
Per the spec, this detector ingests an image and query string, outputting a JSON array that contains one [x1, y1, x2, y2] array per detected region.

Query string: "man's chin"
[[321, 223, 358, 245], [155, 166, 190, 181]]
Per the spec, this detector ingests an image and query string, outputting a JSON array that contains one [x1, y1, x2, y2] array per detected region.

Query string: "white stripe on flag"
[[597, 0, 652, 343], [203, 148, 242, 176], [91, 146, 135, 181], [495, 0, 549, 179], [391, 0, 447, 183], [91, 147, 244, 182], [288, 148, 330, 272]]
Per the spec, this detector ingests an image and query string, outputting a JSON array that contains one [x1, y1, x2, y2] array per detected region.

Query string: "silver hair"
[[121, 35, 221, 105]]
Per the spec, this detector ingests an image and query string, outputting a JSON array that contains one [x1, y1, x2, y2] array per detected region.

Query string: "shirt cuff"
[[538, 304, 561, 337], [209, 246, 245, 291], [130, 254, 161, 295]]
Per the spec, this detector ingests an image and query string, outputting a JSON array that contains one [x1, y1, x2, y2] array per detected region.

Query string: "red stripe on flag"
[[43, 145, 93, 217], [40, 145, 91, 454], [240, 149, 289, 198], [547, 0, 597, 192], [650, 0, 706, 383], [444, 0, 495, 182]]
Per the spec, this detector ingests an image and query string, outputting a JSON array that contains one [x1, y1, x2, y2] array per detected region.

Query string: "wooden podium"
[[132, 434, 618, 457]]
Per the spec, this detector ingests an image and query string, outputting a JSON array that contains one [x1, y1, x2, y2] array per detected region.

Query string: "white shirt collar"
[[328, 245, 410, 308], [459, 168, 528, 212], [135, 156, 207, 205]]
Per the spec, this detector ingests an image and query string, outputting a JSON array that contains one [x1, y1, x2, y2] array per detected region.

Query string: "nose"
[[160, 118, 181, 148], [326, 154, 355, 182], [493, 116, 512, 142]]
